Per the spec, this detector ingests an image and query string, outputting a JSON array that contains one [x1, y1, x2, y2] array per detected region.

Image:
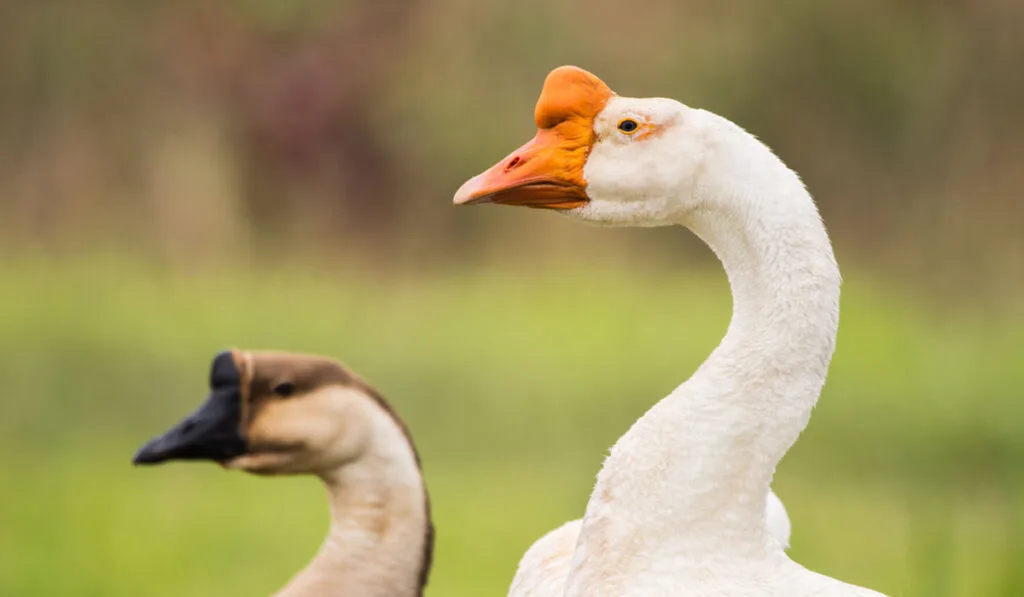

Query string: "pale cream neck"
[[274, 412, 432, 597]]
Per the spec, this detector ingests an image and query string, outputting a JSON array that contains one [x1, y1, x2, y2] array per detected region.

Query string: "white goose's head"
[[133, 350, 420, 479], [454, 66, 713, 227]]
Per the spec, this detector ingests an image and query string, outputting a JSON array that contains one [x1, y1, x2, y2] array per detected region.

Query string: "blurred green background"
[[1, 1, 1022, 596]]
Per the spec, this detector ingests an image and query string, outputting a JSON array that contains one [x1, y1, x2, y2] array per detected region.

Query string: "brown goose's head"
[[133, 350, 418, 477]]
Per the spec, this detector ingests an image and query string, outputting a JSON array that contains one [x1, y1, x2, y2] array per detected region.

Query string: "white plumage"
[[455, 66, 888, 597]]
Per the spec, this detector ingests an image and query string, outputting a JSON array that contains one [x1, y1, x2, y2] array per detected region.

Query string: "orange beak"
[[453, 129, 590, 210], [453, 65, 614, 210]]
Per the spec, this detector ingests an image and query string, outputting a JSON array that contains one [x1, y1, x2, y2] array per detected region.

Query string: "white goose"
[[455, 66, 887, 596], [134, 350, 434, 597]]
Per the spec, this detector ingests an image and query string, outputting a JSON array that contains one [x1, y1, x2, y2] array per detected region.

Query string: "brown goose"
[[134, 350, 433, 597]]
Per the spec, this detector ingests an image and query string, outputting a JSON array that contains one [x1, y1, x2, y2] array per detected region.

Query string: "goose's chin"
[[222, 446, 303, 475], [560, 199, 676, 228]]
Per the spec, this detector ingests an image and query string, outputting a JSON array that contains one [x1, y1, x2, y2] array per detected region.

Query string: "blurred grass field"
[[1, 255, 1022, 597]]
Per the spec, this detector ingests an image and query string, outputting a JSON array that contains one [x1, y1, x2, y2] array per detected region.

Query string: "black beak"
[[133, 351, 248, 465]]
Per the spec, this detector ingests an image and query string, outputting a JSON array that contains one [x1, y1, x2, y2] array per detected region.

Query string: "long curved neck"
[[275, 414, 432, 597], [569, 116, 840, 583], [677, 175, 841, 532]]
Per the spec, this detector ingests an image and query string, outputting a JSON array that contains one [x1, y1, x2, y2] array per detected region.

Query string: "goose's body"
[[134, 351, 434, 597], [509, 492, 791, 597], [455, 67, 887, 596]]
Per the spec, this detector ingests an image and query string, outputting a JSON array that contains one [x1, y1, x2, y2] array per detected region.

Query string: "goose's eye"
[[617, 118, 639, 134], [272, 382, 295, 398]]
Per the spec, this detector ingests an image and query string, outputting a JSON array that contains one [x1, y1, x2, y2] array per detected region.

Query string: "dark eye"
[[272, 382, 295, 398], [617, 118, 639, 133]]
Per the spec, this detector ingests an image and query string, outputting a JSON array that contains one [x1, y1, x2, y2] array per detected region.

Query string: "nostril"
[[181, 420, 196, 434], [505, 156, 521, 171]]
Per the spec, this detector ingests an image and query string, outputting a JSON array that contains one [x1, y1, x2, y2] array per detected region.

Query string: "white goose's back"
[[509, 491, 793, 597], [508, 520, 581, 597]]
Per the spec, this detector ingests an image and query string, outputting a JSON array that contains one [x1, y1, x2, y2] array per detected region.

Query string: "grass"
[[0, 255, 1021, 596]]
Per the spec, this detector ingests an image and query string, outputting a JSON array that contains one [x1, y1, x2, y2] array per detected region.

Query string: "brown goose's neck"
[[274, 410, 433, 597]]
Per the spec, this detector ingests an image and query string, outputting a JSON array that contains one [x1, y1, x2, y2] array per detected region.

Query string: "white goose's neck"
[[275, 413, 432, 597], [569, 115, 840, 585]]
